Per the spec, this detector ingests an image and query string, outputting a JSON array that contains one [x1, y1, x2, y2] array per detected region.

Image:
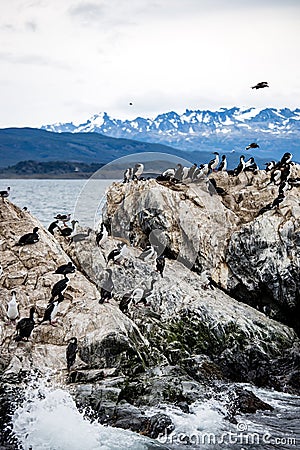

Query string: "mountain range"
[[42, 107, 300, 160]]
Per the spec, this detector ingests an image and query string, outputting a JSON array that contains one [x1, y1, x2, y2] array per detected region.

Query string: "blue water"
[[0, 178, 114, 229]]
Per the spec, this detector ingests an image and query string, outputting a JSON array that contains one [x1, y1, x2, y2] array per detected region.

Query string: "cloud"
[[68, 2, 104, 24], [25, 21, 38, 32], [0, 51, 69, 70]]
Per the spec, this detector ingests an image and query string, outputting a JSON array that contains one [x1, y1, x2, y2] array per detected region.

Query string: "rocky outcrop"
[[1, 166, 300, 445], [102, 166, 300, 334]]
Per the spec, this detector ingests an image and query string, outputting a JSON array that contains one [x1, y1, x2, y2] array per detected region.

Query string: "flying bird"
[[246, 143, 259, 150], [251, 81, 269, 89]]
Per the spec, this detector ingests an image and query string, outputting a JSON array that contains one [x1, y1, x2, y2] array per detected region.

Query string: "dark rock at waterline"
[[233, 388, 273, 414], [0, 384, 23, 449], [147, 413, 175, 439]]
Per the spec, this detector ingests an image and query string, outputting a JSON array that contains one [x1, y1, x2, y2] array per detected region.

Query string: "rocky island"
[[0, 165, 299, 448]]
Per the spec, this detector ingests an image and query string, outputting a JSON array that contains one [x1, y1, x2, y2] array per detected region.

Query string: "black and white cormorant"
[[187, 163, 197, 180], [59, 220, 78, 237], [244, 157, 259, 173], [156, 255, 165, 277], [96, 223, 109, 247], [41, 298, 63, 326], [15, 307, 35, 341], [54, 262, 76, 278], [0, 187, 10, 202], [17, 227, 39, 246], [99, 269, 114, 304], [107, 243, 127, 264], [123, 167, 133, 183], [48, 220, 59, 235], [234, 155, 246, 176], [208, 152, 219, 172], [66, 337, 78, 371], [217, 155, 227, 172], [50, 277, 69, 302], [280, 152, 293, 165], [132, 163, 144, 180], [139, 245, 157, 262], [265, 161, 276, 172]]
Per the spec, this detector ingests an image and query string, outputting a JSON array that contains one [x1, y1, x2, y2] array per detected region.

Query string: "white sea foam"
[[12, 378, 166, 450]]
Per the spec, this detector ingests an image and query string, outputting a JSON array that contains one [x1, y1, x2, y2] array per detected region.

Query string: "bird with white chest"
[[6, 291, 19, 324]]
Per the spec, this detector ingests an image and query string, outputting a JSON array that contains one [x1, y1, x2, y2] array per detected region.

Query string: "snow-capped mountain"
[[42, 107, 300, 156]]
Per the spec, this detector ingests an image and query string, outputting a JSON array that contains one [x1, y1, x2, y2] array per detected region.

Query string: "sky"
[[0, 0, 300, 128]]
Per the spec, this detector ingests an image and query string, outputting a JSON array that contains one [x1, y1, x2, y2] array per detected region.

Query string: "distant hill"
[[0, 128, 185, 169], [0, 160, 105, 178], [41, 107, 300, 161]]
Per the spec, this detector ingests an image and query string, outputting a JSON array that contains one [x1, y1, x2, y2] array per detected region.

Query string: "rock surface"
[[1, 167, 300, 445]]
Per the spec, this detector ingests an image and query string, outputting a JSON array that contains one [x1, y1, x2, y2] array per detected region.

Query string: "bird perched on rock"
[[251, 81, 269, 89], [119, 288, 142, 314], [6, 291, 19, 323], [233, 155, 245, 176], [258, 192, 286, 216], [96, 223, 109, 247], [139, 245, 157, 262], [41, 298, 63, 326], [217, 155, 227, 172], [107, 243, 127, 264], [17, 227, 39, 246], [265, 161, 276, 172], [244, 157, 259, 173], [48, 220, 59, 235], [123, 167, 133, 183], [161, 168, 176, 180], [66, 337, 78, 371], [0, 187, 10, 202], [187, 163, 197, 180], [99, 269, 114, 304], [15, 307, 35, 342], [280, 152, 293, 165], [156, 255, 165, 277], [246, 143, 259, 150], [69, 228, 91, 244], [50, 277, 69, 302], [59, 220, 78, 237], [54, 262, 76, 278], [208, 152, 219, 172], [132, 163, 144, 180]]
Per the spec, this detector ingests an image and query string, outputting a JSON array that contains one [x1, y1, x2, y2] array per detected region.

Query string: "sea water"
[[1, 178, 114, 229]]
